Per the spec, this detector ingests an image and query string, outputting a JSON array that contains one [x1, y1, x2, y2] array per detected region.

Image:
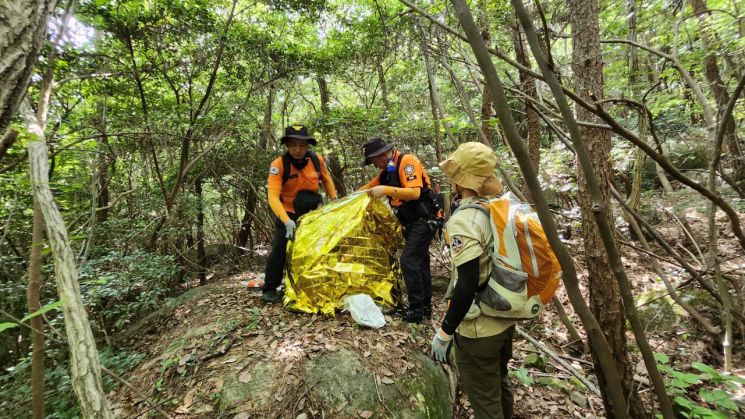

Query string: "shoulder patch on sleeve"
[[269, 166, 280, 175], [404, 164, 415, 175], [450, 236, 463, 252]]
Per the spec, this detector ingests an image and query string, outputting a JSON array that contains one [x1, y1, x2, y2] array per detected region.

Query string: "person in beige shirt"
[[431, 142, 516, 419]]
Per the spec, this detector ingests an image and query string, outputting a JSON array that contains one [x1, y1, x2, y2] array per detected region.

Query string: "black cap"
[[281, 124, 316, 146], [362, 137, 394, 165]]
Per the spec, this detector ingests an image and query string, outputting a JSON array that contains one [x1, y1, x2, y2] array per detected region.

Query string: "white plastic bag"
[[343, 294, 386, 329]]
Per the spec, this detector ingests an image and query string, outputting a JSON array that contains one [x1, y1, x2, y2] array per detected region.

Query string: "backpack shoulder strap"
[[395, 152, 406, 187], [454, 202, 490, 217], [282, 154, 291, 184], [309, 151, 322, 178], [282, 152, 322, 184]]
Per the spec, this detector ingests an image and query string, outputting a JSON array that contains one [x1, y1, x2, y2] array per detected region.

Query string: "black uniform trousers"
[[263, 213, 296, 292], [400, 219, 435, 309]]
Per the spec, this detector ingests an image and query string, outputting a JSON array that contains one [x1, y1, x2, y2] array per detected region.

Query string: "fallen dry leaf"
[[211, 376, 224, 393], [238, 371, 252, 383], [179, 353, 192, 366], [381, 377, 395, 385], [180, 387, 199, 410], [359, 410, 373, 418]]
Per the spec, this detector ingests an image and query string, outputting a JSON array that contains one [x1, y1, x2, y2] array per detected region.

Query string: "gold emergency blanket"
[[283, 193, 404, 315]]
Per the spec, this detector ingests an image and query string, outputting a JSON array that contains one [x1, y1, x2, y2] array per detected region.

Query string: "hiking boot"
[[423, 304, 432, 320], [262, 289, 280, 303], [395, 306, 423, 324]]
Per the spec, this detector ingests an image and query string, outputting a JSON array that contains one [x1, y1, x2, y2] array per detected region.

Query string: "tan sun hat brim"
[[439, 158, 503, 196]]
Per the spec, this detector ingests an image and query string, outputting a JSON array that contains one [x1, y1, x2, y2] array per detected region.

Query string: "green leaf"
[[674, 396, 695, 409], [691, 362, 719, 376], [654, 352, 670, 364], [700, 389, 739, 412], [0, 322, 19, 333], [671, 370, 704, 385], [20, 300, 63, 322], [511, 368, 534, 387]]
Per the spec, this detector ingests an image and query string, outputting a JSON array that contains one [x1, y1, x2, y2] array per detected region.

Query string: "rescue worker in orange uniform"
[[262, 125, 337, 303], [358, 138, 441, 323]]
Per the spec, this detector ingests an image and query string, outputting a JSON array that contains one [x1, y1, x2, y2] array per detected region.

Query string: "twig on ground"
[[667, 210, 705, 266], [515, 326, 600, 396], [373, 375, 395, 416], [101, 365, 174, 419]]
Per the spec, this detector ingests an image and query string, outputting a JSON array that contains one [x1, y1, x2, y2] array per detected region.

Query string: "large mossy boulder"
[[304, 349, 452, 419]]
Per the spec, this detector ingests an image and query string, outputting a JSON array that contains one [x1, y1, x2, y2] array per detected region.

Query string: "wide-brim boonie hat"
[[361, 137, 394, 165], [439, 142, 503, 196], [281, 124, 317, 146]]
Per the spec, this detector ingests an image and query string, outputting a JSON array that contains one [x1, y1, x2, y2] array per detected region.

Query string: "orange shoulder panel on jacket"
[[398, 154, 425, 189]]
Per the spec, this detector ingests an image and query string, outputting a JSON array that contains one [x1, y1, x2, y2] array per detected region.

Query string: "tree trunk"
[[704, 74, 745, 373], [23, 102, 114, 418], [238, 81, 275, 251], [419, 23, 457, 154], [317, 76, 330, 115], [236, 187, 256, 253], [377, 63, 390, 111], [569, 1, 646, 416], [326, 154, 347, 196], [196, 176, 207, 285], [0, 0, 58, 135], [426, 68, 443, 161], [440, 54, 488, 145], [316, 76, 347, 195], [28, 200, 45, 419], [512, 18, 541, 203], [1, 129, 20, 162], [625, 1, 646, 212], [478, 16, 494, 146], [691, 0, 745, 184], [259, 83, 275, 150], [95, 99, 112, 224]]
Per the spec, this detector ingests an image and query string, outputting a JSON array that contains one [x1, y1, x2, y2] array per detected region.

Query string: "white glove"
[[431, 328, 454, 363], [284, 220, 297, 239]]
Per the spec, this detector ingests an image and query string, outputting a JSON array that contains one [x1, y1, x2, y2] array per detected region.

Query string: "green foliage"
[[510, 367, 534, 387], [79, 250, 182, 331], [0, 347, 144, 418], [654, 353, 742, 418], [0, 322, 18, 333], [20, 300, 63, 323]]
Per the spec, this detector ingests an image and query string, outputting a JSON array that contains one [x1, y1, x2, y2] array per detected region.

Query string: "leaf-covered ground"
[[110, 269, 612, 418], [111, 193, 745, 418]]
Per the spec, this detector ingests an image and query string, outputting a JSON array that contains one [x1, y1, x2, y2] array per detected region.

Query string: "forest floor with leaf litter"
[[111, 194, 745, 418]]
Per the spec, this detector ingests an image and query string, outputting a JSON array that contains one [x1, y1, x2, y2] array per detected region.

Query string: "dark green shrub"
[[79, 250, 182, 331]]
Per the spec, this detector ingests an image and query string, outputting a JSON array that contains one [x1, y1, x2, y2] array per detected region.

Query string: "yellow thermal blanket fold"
[[283, 193, 404, 315]]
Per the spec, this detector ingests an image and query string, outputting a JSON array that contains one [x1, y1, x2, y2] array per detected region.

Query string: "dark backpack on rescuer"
[[455, 193, 561, 320], [281, 152, 322, 185], [380, 153, 443, 226], [282, 152, 323, 217]]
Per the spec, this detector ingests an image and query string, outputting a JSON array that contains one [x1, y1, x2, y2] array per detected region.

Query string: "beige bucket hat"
[[439, 142, 503, 196]]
